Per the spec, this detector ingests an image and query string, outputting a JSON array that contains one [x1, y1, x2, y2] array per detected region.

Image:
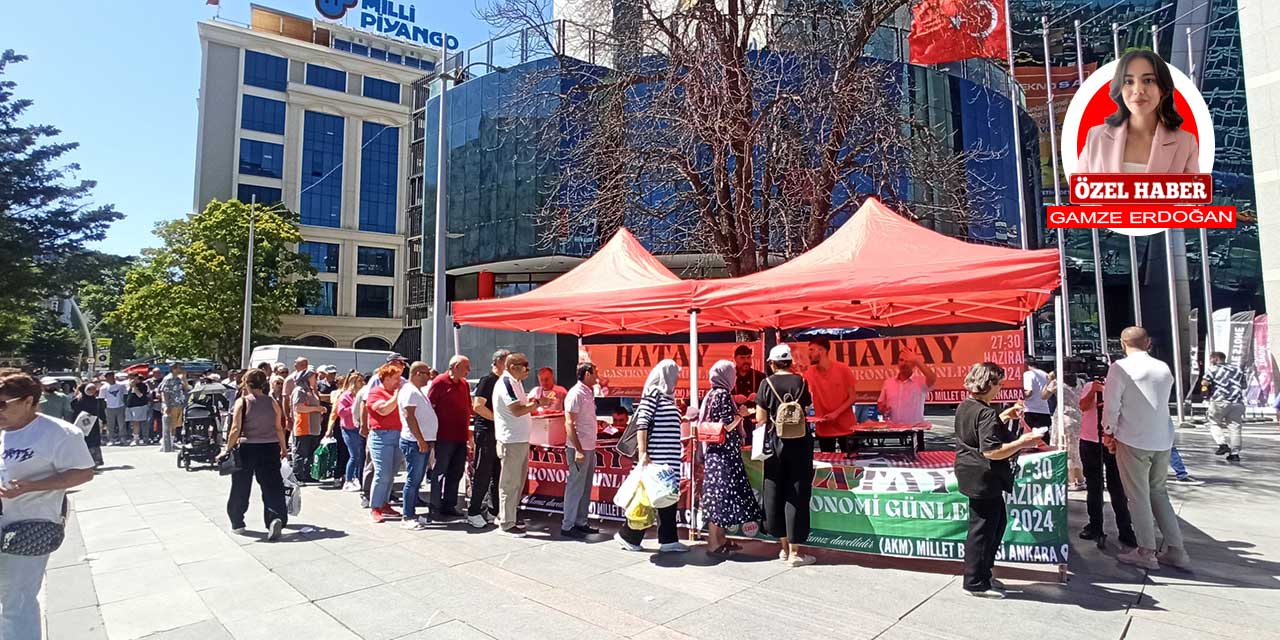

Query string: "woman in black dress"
[[953, 362, 1044, 598], [71, 382, 106, 467], [700, 360, 764, 557]]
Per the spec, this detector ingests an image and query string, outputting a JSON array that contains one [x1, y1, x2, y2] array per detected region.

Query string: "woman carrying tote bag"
[[615, 359, 689, 554]]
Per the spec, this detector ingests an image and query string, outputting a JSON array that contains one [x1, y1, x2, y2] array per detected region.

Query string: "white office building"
[[194, 5, 443, 350]]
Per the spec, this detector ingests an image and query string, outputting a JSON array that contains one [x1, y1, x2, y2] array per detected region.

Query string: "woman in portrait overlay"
[[1077, 50, 1198, 174]]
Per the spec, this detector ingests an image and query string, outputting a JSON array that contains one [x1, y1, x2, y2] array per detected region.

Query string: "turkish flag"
[[207, 0, 220, 5], [909, 0, 1009, 65]]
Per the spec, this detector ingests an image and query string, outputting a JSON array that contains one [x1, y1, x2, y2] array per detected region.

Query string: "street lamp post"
[[425, 47, 507, 371], [240, 196, 256, 369]]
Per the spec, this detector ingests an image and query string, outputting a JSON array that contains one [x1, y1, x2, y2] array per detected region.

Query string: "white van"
[[249, 345, 395, 374]]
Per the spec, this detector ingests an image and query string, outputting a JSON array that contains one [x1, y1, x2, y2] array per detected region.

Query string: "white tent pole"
[[452, 323, 461, 359], [688, 309, 700, 544], [1054, 295, 1066, 450]]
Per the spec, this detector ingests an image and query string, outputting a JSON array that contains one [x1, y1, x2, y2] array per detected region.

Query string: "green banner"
[[740, 450, 1069, 565]]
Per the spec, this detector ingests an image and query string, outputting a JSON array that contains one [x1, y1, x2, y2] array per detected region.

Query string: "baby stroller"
[[177, 382, 230, 471]]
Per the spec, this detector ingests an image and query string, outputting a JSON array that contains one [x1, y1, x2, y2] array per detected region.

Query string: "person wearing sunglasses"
[[0, 369, 96, 638]]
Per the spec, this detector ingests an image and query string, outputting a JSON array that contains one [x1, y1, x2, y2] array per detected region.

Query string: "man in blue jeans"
[[1169, 447, 1200, 484], [398, 362, 438, 529]]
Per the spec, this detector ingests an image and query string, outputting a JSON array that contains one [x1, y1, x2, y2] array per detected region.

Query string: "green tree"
[[19, 309, 81, 372], [76, 253, 139, 365], [0, 50, 122, 351], [111, 199, 318, 367]]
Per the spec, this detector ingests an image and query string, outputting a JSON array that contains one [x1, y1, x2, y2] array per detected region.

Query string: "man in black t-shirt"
[[466, 349, 510, 528]]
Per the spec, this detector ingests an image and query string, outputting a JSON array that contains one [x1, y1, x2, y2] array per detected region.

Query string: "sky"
[[1, 0, 498, 257]]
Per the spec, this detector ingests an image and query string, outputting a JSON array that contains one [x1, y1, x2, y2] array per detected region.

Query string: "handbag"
[[0, 498, 68, 557], [616, 396, 652, 460], [693, 396, 739, 445], [219, 400, 246, 476]]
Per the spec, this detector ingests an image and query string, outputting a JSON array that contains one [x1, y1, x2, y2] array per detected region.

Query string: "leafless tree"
[[478, 0, 1007, 276]]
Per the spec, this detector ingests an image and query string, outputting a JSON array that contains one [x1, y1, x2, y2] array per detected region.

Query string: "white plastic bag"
[[641, 463, 680, 508], [614, 466, 643, 509], [281, 461, 302, 516], [751, 425, 771, 461]]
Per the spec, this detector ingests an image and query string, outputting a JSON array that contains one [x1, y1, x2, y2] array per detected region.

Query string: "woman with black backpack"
[[755, 345, 816, 566]]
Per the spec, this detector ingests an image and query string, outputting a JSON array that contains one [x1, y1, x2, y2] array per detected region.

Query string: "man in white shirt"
[[560, 363, 600, 539], [1102, 326, 1190, 571], [1022, 361, 1052, 429], [877, 352, 937, 425], [492, 353, 551, 537], [397, 362, 438, 529], [97, 372, 128, 446]]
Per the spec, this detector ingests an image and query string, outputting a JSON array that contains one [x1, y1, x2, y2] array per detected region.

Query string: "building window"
[[350, 43, 368, 56], [357, 247, 395, 276], [237, 184, 281, 205], [305, 64, 347, 92], [356, 284, 392, 318], [358, 122, 399, 233], [244, 50, 288, 91], [305, 281, 338, 316], [363, 77, 401, 103], [241, 95, 285, 134], [238, 139, 284, 178], [332, 38, 351, 52], [300, 111, 344, 228], [299, 241, 340, 273], [387, 53, 402, 64], [370, 48, 387, 61], [354, 336, 390, 350]]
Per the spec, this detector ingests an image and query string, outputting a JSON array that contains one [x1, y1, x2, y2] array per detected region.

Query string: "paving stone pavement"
[[40, 421, 1280, 640]]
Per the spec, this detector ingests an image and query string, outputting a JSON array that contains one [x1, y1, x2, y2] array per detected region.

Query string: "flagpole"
[[1004, 0, 1035, 358], [1041, 14, 1072, 357]]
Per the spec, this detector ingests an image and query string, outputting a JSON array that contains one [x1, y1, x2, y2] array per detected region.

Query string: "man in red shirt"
[[804, 338, 858, 454], [427, 355, 472, 519]]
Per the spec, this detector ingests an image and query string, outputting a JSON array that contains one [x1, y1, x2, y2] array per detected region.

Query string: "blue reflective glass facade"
[[363, 77, 401, 103], [238, 139, 283, 178], [300, 111, 345, 228], [331, 39, 433, 71], [356, 284, 392, 318], [306, 282, 337, 316], [305, 64, 347, 92], [236, 184, 282, 205], [244, 50, 287, 91], [359, 122, 399, 233], [300, 241, 340, 273], [241, 95, 285, 134], [357, 247, 395, 276]]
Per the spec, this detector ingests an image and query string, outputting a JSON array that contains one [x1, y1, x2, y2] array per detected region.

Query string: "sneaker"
[[360, 495, 371, 509], [503, 525, 527, 538], [483, 511, 497, 524], [402, 516, 433, 530], [560, 527, 587, 540], [788, 553, 817, 567], [381, 505, 402, 517], [371, 508, 386, 524], [131, 439, 141, 447], [1227, 454, 1241, 463], [615, 531, 644, 552], [1117, 547, 1160, 570], [1156, 546, 1192, 571], [267, 518, 284, 541], [966, 587, 1007, 599], [466, 513, 488, 529], [573, 524, 601, 535], [1171, 476, 1204, 485], [659, 541, 690, 553], [231, 526, 248, 535], [989, 578, 1007, 592], [1214, 444, 1231, 456]]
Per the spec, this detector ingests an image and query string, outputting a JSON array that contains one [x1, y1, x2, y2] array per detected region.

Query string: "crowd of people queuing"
[[0, 322, 1256, 635]]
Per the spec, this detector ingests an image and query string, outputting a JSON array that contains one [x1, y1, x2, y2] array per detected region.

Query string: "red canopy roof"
[[691, 198, 1061, 329], [451, 228, 697, 335]]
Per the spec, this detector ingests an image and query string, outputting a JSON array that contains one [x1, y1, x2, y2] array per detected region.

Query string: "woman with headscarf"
[[616, 359, 688, 553], [700, 360, 765, 557]]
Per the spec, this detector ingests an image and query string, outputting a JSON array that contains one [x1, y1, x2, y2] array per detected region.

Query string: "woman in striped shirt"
[[616, 359, 689, 553]]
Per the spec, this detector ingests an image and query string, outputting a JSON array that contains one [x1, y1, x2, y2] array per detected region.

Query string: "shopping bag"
[[281, 461, 303, 516], [614, 466, 643, 509], [73, 411, 98, 436], [751, 425, 771, 461], [310, 439, 338, 480], [641, 463, 680, 508], [625, 484, 656, 530]]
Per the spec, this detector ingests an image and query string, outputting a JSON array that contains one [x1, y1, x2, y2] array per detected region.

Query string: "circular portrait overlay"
[[1059, 56, 1215, 237]]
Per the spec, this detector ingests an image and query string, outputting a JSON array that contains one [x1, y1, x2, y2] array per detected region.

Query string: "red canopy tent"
[[690, 198, 1062, 330], [451, 228, 699, 336]]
